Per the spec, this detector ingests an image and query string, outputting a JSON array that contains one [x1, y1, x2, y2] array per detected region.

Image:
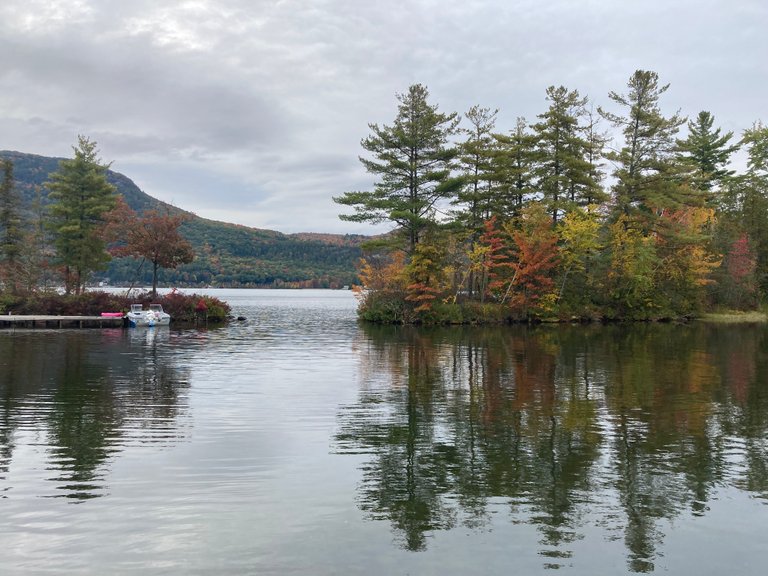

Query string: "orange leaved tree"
[[506, 205, 560, 319]]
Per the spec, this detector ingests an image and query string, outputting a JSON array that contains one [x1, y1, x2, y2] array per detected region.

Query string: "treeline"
[[0, 149, 363, 290], [0, 137, 196, 297], [335, 70, 768, 323], [105, 254, 356, 288]]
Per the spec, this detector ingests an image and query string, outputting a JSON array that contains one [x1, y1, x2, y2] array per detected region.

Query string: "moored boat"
[[125, 303, 171, 327]]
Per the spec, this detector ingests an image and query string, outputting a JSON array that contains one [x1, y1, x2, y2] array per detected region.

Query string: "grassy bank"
[[696, 310, 768, 323]]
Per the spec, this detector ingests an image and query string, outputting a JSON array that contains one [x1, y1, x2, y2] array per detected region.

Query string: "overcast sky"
[[1, 0, 765, 234]]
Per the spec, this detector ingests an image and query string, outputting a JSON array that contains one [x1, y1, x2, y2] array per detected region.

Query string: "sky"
[[0, 0, 765, 235]]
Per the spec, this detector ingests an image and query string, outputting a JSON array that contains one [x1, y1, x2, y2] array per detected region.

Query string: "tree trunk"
[[152, 260, 159, 298]]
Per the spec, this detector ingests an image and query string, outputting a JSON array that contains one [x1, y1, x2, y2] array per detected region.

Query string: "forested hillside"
[[0, 150, 363, 288]]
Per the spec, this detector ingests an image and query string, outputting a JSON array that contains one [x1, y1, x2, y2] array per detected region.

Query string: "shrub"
[[2, 290, 231, 325]]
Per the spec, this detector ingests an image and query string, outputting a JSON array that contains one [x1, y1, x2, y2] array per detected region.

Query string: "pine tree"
[[452, 105, 498, 299], [730, 123, 768, 292], [453, 105, 498, 237], [0, 159, 24, 294], [599, 70, 691, 231], [334, 84, 462, 254], [489, 117, 537, 218], [677, 111, 739, 194], [46, 136, 117, 294], [532, 86, 595, 223], [581, 105, 610, 206]]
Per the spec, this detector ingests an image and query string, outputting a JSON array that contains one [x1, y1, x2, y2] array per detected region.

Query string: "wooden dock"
[[0, 315, 126, 329]]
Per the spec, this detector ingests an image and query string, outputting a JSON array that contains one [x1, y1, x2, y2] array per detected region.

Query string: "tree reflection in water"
[[0, 329, 190, 501], [335, 322, 768, 572]]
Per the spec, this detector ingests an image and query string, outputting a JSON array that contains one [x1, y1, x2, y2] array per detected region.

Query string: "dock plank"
[[0, 315, 126, 328]]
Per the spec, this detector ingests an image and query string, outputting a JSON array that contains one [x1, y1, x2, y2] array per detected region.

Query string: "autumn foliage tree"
[[107, 199, 194, 297], [557, 206, 602, 314], [473, 216, 513, 302], [506, 205, 560, 319], [354, 251, 408, 322], [653, 206, 721, 313], [405, 239, 447, 316], [722, 233, 758, 309], [606, 216, 659, 315]]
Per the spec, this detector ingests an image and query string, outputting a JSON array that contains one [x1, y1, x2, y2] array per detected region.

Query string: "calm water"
[[1, 289, 767, 574]]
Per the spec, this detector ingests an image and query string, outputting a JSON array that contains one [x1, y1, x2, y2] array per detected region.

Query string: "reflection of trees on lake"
[[0, 329, 190, 500], [338, 326, 602, 559], [336, 322, 768, 572], [0, 348, 17, 494]]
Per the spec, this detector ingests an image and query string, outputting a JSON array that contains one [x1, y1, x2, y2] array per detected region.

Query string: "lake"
[[1, 289, 767, 574]]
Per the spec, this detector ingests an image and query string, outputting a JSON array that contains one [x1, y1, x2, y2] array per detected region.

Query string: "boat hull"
[[127, 315, 171, 327], [126, 307, 171, 328]]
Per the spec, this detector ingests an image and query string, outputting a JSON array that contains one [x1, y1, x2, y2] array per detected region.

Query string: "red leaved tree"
[[474, 216, 514, 302], [506, 205, 560, 319], [724, 233, 758, 309], [105, 199, 195, 297]]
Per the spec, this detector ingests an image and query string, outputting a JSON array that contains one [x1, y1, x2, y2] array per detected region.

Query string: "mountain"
[[0, 150, 364, 288]]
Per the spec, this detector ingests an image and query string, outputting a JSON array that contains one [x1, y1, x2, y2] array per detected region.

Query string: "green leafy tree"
[[557, 206, 602, 312], [599, 70, 691, 231], [742, 121, 768, 174], [46, 136, 117, 294], [334, 84, 462, 254], [0, 159, 24, 294], [606, 215, 660, 316]]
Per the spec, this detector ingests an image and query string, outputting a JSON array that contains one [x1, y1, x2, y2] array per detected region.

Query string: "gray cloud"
[[0, 0, 765, 233]]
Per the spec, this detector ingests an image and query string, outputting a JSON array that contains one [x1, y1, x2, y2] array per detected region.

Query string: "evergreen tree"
[[452, 105, 498, 298], [676, 110, 739, 194], [532, 86, 595, 223], [731, 123, 768, 292], [599, 70, 691, 231], [489, 117, 538, 218], [454, 105, 498, 236], [46, 136, 117, 294], [0, 159, 24, 294], [582, 105, 610, 206], [334, 84, 462, 254]]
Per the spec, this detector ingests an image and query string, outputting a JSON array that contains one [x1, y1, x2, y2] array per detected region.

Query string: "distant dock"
[[0, 315, 126, 329]]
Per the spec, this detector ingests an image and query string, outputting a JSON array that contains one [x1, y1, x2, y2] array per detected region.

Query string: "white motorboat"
[[126, 303, 171, 327]]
